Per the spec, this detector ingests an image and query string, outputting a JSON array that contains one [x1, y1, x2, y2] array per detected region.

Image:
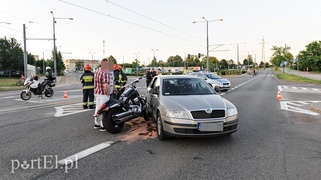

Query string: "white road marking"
[[58, 141, 114, 165], [54, 103, 92, 117], [280, 101, 320, 116]]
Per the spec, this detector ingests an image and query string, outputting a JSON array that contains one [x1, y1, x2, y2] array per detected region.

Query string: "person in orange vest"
[[80, 64, 95, 109]]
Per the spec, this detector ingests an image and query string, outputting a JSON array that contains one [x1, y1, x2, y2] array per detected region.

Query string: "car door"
[[148, 77, 161, 120]]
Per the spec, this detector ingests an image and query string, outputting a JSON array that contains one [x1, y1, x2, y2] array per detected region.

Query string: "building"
[[64, 59, 100, 72]]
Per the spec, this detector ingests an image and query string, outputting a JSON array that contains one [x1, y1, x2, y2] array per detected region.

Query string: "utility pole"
[[260, 36, 268, 67], [23, 24, 28, 78]]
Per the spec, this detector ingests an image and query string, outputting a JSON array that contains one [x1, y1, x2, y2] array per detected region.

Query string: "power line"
[[59, 0, 204, 46], [105, 0, 204, 40]]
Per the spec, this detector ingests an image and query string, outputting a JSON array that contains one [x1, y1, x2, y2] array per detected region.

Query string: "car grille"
[[191, 110, 225, 119], [223, 83, 229, 85]]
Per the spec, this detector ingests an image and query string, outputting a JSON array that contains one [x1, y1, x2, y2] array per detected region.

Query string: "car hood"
[[161, 94, 228, 111], [216, 78, 229, 83]]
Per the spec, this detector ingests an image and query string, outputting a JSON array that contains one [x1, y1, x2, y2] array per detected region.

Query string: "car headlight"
[[166, 111, 189, 119], [211, 82, 220, 86], [226, 107, 238, 122]]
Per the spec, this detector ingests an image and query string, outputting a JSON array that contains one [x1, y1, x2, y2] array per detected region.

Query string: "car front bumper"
[[163, 118, 238, 137]]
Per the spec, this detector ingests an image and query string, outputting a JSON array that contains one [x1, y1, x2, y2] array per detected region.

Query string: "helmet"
[[114, 64, 120, 70], [84, 64, 91, 71], [46, 67, 51, 71]]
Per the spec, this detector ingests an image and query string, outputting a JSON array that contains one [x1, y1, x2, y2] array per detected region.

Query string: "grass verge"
[[276, 73, 321, 84], [0, 78, 25, 91]]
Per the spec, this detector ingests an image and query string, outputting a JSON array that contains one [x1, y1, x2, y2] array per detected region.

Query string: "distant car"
[[146, 75, 238, 140], [189, 72, 231, 91]]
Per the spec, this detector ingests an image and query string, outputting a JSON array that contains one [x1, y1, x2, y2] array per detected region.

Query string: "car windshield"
[[204, 73, 221, 79], [162, 78, 215, 96]]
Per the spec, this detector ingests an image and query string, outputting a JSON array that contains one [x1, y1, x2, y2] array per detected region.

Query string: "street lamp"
[[151, 49, 158, 68], [193, 17, 223, 72], [51, 11, 73, 79]]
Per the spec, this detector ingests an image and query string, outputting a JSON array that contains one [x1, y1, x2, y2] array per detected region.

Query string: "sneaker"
[[83, 106, 88, 109], [94, 125, 100, 129], [100, 127, 106, 132]]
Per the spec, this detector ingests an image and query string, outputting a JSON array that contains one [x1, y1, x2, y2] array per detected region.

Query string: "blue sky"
[[1, 0, 321, 65]]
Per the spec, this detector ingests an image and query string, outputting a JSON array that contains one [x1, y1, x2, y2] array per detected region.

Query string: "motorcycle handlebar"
[[119, 77, 142, 89]]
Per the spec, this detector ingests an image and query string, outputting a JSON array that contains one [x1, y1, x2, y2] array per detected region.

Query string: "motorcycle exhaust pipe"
[[115, 114, 138, 124], [113, 110, 134, 120]]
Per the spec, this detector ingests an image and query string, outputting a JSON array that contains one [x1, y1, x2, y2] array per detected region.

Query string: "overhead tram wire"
[[59, 0, 204, 46], [105, 0, 204, 41]]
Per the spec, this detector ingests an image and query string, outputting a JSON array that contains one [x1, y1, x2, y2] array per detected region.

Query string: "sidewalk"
[[282, 68, 321, 81]]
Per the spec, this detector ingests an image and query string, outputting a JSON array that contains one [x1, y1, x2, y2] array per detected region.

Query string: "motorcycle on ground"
[[96, 77, 149, 134], [20, 76, 55, 100]]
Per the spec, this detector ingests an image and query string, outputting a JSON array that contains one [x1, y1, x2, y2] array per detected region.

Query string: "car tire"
[[156, 112, 168, 140]]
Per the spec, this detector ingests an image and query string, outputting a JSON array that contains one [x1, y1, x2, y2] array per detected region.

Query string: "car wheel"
[[156, 112, 168, 140]]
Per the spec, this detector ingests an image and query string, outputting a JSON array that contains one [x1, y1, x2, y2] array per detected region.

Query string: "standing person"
[[167, 69, 172, 75], [146, 68, 152, 87], [80, 64, 95, 109], [119, 66, 127, 85], [151, 67, 157, 77], [94, 58, 110, 131], [253, 69, 256, 76], [114, 64, 127, 99], [157, 67, 162, 76]]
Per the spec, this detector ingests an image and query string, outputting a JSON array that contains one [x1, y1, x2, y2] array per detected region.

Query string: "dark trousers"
[[83, 89, 94, 108], [146, 79, 152, 87]]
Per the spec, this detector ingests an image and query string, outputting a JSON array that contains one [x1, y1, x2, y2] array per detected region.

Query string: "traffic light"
[[198, 53, 201, 58], [187, 54, 190, 59]]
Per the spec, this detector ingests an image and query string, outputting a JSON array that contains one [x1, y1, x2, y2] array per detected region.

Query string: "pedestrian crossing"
[[278, 85, 321, 93]]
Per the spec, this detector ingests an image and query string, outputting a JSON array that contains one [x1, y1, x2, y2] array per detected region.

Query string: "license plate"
[[198, 122, 223, 132]]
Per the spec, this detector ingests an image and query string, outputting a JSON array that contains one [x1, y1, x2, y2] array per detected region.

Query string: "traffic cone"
[[63, 90, 68, 98], [276, 90, 282, 100]]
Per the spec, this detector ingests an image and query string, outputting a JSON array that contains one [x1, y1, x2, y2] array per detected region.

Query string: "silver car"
[[189, 72, 231, 91], [146, 75, 238, 140]]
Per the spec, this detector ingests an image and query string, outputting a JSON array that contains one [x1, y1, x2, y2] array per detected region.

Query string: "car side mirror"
[[150, 88, 159, 94]]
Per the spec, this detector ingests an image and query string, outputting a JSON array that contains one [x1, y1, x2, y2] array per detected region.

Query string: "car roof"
[[158, 75, 200, 80]]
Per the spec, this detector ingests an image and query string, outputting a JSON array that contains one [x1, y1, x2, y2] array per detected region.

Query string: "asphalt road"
[[1, 69, 321, 180]]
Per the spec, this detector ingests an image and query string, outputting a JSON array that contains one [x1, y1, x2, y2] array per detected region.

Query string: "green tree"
[[50, 50, 65, 75], [270, 45, 293, 67], [0, 36, 24, 77], [297, 41, 321, 72], [132, 59, 140, 70], [75, 60, 84, 71], [167, 55, 183, 67]]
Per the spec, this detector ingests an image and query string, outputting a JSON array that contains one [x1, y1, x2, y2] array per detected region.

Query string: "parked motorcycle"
[[96, 77, 149, 134], [20, 76, 55, 100]]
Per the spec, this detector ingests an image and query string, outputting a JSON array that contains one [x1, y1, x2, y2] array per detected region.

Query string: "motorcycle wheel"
[[45, 88, 54, 97], [21, 91, 31, 100], [102, 108, 124, 134]]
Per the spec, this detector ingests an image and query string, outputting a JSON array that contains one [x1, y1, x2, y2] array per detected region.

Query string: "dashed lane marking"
[[58, 141, 115, 166]]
